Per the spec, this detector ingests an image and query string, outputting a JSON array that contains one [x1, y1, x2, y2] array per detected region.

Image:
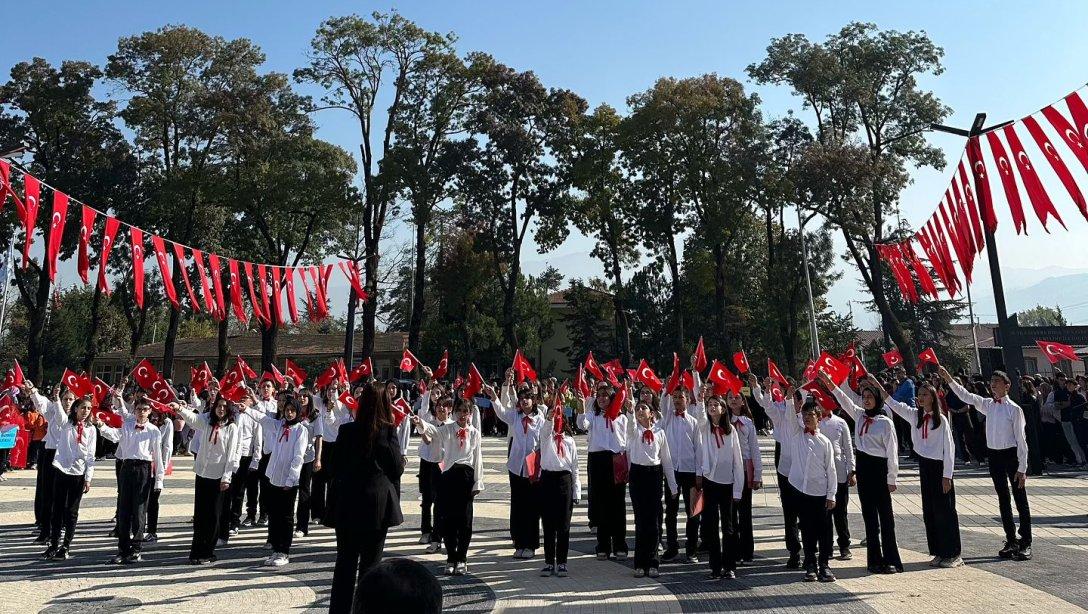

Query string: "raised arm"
[[729, 429, 745, 501], [938, 366, 989, 415], [660, 435, 678, 497]]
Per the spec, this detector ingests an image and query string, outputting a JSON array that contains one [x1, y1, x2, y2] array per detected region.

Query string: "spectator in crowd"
[[891, 368, 915, 456], [1018, 379, 1044, 476], [352, 558, 442, 614]]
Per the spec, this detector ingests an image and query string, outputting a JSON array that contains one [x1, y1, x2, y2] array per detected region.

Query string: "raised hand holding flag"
[[463, 363, 484, 400], [767, 358, 789, 386], [584, 352, 604, 380], [400, 349, 421, 373], [917, 348, 940, 370], [664, 353, 681, 394], [348, 357, 373, 383], [285, 359, 307, 387], [635, 359, 663, 393], [707, 360, 742, 396], [575, 365, 591, 398], [882, 348, 904, 369], [732, 350, 750, 373]]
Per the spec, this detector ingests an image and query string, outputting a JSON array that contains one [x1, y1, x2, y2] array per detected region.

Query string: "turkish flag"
[[314, 362, 338, 389], [707, 360, 742, 396], [171, 242, 200, 313], [219, 384, 247, 403], [19, 173, 40, 269], [801, 380, 837, 411], [882, 348, 903, 369], [902, 242, 939, 300], [244, 262, 267, 327], [339, 260, 369, 302], [985, 131, 1028, 235], [694, 337, 708, 372], [0, 160, 25, 214], [348, 357, 373, 382], [147, 375, 176, 403], [434, 350, 449, 378], [270, 266, 284, 326], [335, 359, 349, 386], [92, 377, 112, 408], [462, 363, 484, 400], [664, 353, 681, 394], [840, 343, 868, 388], [220, 363, 245, 391], [207, 253, 227, 319], [97, 216, 120, 295], [1003, 123, 1066, 232], [814, 351, 849, 386], [453, 374, 464, 390], [146, 398, 177, 416], [10, 360, 24, 390], [45, 190, 69, 282], [635, 359, 663, 393], [228, 259, 248, 323], [131, 359, 160, 390], [400, 349, 421, 373], [682, 371, 695, 392], [767, 358, 789, 386], [78, 205, 96, 284], [62, 369, 94, 398], [966, 136, 997, 233], [513, 349, 537, 383], [733, 350, 750, 373], [918, 347, 940, 369], [769, 380, 785, 403], [584, 352, 604, 380], [130, 227, 146, 308], [957, 162, 985, 253], [93, 409, 123, 429], [1036, 340, 1079, 365], [284, 268, 300, 324], [392, 397, 411, 427], [605, 385, 627, 421], [1044, 102, 1088, 178], [285, 359, 307, 387], [261, 366, 286, 388], [802, 359, 816, 381], [236, 355, 257, 380], [191, 364, 209, 395], [153, 235, 179, 309], [1024, 115, 1087, 221], [257, 264, 272, 326], [575, 365, 591, 397]]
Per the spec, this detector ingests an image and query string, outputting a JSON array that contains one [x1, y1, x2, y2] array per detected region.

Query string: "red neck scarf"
[[641, 428, 654, 446], [76, 422, 84, 444], [279, 425, 291, 442], [521, 414, 532, 434], [209, 424, 220, 444], [920, 413, 930, 439], [711, 424, 725, 448], [457, 427, 468, 449], [732, 418, 743, 431], [554, 432, 566, 457], [861, 415, 874, 436], [135, 423, 146, 431]]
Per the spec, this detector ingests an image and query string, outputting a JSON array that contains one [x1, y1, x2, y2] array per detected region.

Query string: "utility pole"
[[798, 207, 820, 358]]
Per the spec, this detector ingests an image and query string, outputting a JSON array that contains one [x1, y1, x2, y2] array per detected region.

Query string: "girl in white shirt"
[[875, 375, 962, 568], [294, 391, 318, 538], [575, 382, 630, 561], [697, 393, 744, 579], [725, 388, 762, 567], [146, 407, 174, 543], [822, 371, 903, 574], [627, 399, 678, 578], [34, 387, 95, 561], [176, 395, 241, 565], [312, 382, 350, 527], [498, 368, 546, 560], [538, 398, 580, 577], [417, 372, 450, 554], [258, 395, 309, 566]]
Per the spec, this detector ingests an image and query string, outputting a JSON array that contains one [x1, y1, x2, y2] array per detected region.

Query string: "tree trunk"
[[260, 320, 278, 372], [343, 290, 358, 365], [22, 266, 52, 382], [710, 241, 730, 355], [81, 285, 104, 372], [665, 237, 684, 351], [126, 305, 149, 369], [608, 249, 631, 366], [502, 257, 520, 353], [845, 232, 916, 372], [161, 305, 181, 378], [408, 214, 428, 353]]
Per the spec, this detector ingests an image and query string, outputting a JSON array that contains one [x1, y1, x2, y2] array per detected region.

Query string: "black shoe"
[[879, 565, 898, 574], [803, 570, 818, 582], [818, 568, 836, 582], [256, 514, 268, 526], [722, 570, 735, 579], [1013, 545, 1032, 561], [109, 554, 126, 565], [189, 557, 208, 565], [42, 545, 57, 559], [999, 541, 1018, 559], [51, 546, 69, 560], [661, 547, 679, 562], [786, 554, 801, 569], [123, 553, 142, 564], [207, 554, 218, 563]]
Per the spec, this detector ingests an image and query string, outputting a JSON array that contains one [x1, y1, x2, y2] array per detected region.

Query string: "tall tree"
[[296, 11, 455, 362], [748, 22, 951, 372], [0, 58, 137, 380]]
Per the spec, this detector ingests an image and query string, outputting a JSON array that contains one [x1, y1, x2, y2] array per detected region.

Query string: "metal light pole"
[[0, 232, 12, 337], [798, 207, 821, 358]]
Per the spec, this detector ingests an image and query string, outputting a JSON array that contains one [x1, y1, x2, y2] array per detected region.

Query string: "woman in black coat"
[[329, 382, 405, 614]]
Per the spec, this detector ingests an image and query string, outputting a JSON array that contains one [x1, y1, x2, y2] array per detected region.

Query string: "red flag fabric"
[[61, 369, 94, 398], [228, 259, 247, 323], [584, 352, 604, 380], [339, 260, 369, 302], [1003, 124, 1066, 231], [171, 242, 200, 313], [882, 349, 903, 369], [604, 385, 627, 421], [284, 267, 300, 324], [93, 409, 123, 429], [97, 216, 120, 294], [930, 217, 961, 294], [77, 205, 96, 284], [801, 380, 837, 411], [635, 359, 662, 393], [130, 359, 160, 390], [938, 199, 969, 283], [392, 398, 410, 427], [950, 182, 978, 258], [957, 162, 985, 253], [814, 352, 849, 386], [840, 343, 868, 388], [45, 190, 69, 281], [153, 236, 179, 309], [338, 390, 359, 412], [261, 365, 286, 387], [767, 359, 789, 386], [902, 242, 939, 300], [803, 359, 817, 381], [348, 357, 373, 382], [19, 174, 40, 268], [733, 350, 750, 373], [219, 384, 247, 403], [434, 350, 449, 378], [1043, 102, 1088, 178], [208, 253, 227, 320], [1023, 115, 1088, 221], [664, 353, 681, 394], [966, 136, 997, 233], [707, 360, 742, 396], [257, 264, 272, 327], [400, 349, 421, 373], [0, 160, 24, 214], [513, 349, 538, 383], [11, 361, 24, 390], [285, 359, 307, 387], [1036, 340, 1079, 365], [236, 356, 257, 380], [694, 337, 708, 372], [193, 250, 217, 317], [92, 377, 112, 408], [244, 262, 267, 327], [681, 371, 695, 392], [335, 359, 349, 386], [985, 131, 1028, 235], [220, 363, 246, 391], [463, 363, 484, 400], [129, 227, 145, 308], [314, 363, 338, 389], [146, 398, 177, 417], [191, 364, 209, 395], [576, 365, 592, 397], [918, 347, 940, 368]]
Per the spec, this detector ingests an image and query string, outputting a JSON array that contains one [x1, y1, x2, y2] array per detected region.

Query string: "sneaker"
[[217, 538, 228, 547], [786, 554, 801, 569], [722, 570, 735, 579], [454, 562, 467, 576], [878, 565, 898, 574], [634, 568, 646, 578], [1013, 545, 1032, 561], [839, 548, 852, 561], [939, 557, 965, 568], [443, 564, 456, 575], [109, 554, 126, 565], [859, 537, 868, 547], [229, 527, 239, 536], [525, 549, 536, 559], [540, 565, 554, 577], [241, 516, 255, 528], [708, 570, 722, 579], [426, 542, 442, 554], [818, 568, 836, 583], [123, 553, 142, 564], [144, 533, 158, 544], [256, 514, 268, 526], [686, 554, 699, 564], [556, 564, 568, 577], [596, 551, 609, 561], [661, 547, 679, 562], [294, 530, 305, 538], [648, 567, 660, 578], [998, 541, 1018, 559], [207, 554, 218, 563], [614, 551, 629, 561], [803, 570, 818, 582], [42, 545, 58, 559], [51, 546, 70, 560], [263, 554, 278, 566], [189, 557, 208, 565], [272, 553, 289, 567], [419, 533, 431, 545], [929, 555, 942, 567]]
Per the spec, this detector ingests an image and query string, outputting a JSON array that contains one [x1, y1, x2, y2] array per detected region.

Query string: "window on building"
[[1059, 359, 1073, 375], [1024, 357, 1038, 375]]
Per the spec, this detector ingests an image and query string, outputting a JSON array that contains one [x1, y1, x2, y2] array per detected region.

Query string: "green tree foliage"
[[1018, 305, 1067, 327]]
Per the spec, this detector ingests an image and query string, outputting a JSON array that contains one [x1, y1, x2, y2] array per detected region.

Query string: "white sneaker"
[[939, 557, 965, 568], [419, 533, 431, 545], [425, 542, 442, 554], [525, 549, 536, 559], [454, 562, 467, 575], [293, 530, 305, 538], [263, 554, 277, 566], [513, 548, 525, 559], [272, 553, 289, 567]]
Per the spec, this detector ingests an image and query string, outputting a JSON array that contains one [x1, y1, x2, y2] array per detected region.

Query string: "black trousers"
[[267, 485, 299, 555], [832, 481, 850, 550], [28, 439, 44, 468], [419, 459, 443, 541], [257, 453, 272, 519], [508, 471, 541, 550], [229, 455, 252, 528], [701, 479, 736, 574], [330, 526, 388, 614], [244, 459, 262, 519], [732, 483, 754, 561], [296, 461, 314, 533], [317, 441, 337, 527], [798, 492, 832, 572], [664, 471, 699, 555], [540, 469, 574, 565], [588, 450, 628, 555], [918, 457, 961, 557], [441, 464, 476, 564], [49, 471, 85, 548], [776, 472, 801, 556], [190, 475, 225, 560], [117, 459, 152, 556], [35, 448, 57, 532], [855, 450, 902, 570], [988, 446, 1031, 545], [629, 463, 663, 570], [147, 488, 162, 534]]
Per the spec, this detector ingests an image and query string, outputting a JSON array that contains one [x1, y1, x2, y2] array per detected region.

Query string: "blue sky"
[[4, 1, 1088, 327]]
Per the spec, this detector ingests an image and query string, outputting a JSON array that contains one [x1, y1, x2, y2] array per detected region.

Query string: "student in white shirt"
[[30, 384, 95, 561], [31, 386, 76, 545], [257, 395, 309, 566], [313, 382, 350, 528], [813, 388, 855, 562], [498, 368, 546, 559], [413, 391, 484, 576], [697, 392, 744, 579], [659, 376, 704, 564], [727, 384, 763, 566], [96, 399, 165, 564], [417, 372, 450, 554], [294, 391, 318, 538], [873, 375, 962, 568], [176, 395, 242, 565], [940, 366, 1032, 561], [575, 381, 630, 561], [627, 398, 678, 578], [538, 399, 580, 577], [145, 407, 174, 543], [384, 379, 413, 487], [823, 370, 903, 574], [750, 377, 801, 568]]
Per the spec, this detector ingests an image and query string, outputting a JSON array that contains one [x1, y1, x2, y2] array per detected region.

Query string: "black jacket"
[[332, 422, 405, 531]]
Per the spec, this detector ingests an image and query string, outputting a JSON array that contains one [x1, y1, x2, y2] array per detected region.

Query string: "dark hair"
[[915, 383, 943, 430], [68, 397, 93, 425], [352, 558, 441, 614], [991, 370, 1011, 385], [356, 382, 394, 454], [206, 394, 235, 429], [705, 395, 733, 435], [282, 395, 303, 425]]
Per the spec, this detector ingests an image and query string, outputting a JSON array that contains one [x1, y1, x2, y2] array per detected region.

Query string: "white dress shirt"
[[753, 383, 794, 476], [260, 415, 308, 488], [830, 385, 899, 486], [176, 406, 241, 483], [302, 420, 318, 464], [778, 407, 837, 500], [314, 396, 352, 443], [29, 392, 63, 450], [818, 413, 854, 484], [884, 398, 956, 479], [627, 420, 678, 496], [42, 399, 95, 480], [947, 380, 1028, 474], [418, 416, 485, 493], [659, 394, 704, 474], [158, 422, 174, 488], [396, 413, 412, 457], [495, 398, 546, 477], [576, 400, 629, 453], [98, 417, 166, 490], [728, 413, 764, 487], [698, 421, 744, 499], [539, 427, 582, 501]]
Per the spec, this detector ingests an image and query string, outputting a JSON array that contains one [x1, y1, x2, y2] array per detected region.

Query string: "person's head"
[[133, 400, 152, 424], [260, 379, 276, 399], [454, 398, 473, 427], [593, 384, 613, 414], [671, 387, 689, 411], [435, 397, 453, 422], [357, 382, 395, 451], [70, 397, 93, 424], [517, 389, 535, 414], [60, 389, 76, 411], [991, 370, 1011, 399], [282, 395, 302, 425], [1021, 378, 1037, 397], [894, 367, 907, 382], [725, 390, 745, 415], [634, 401, 653, 428], [352, 558, 441, 614], [1056, 370, 1067, 384], [638, 386, 654, 404], [860, 383, 881, 415], [801, 401, 820, 432], [208, 395, 233, 427], [916, 382, 943, 429]]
